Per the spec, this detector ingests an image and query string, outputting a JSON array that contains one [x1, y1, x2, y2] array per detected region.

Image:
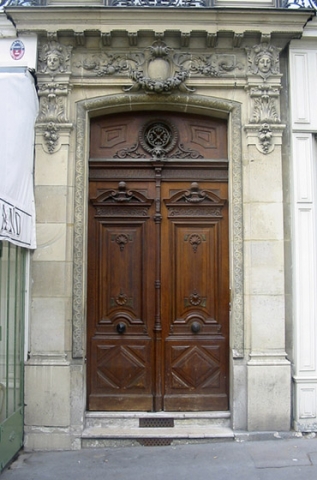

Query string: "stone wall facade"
[[5, 6, 312, 449]]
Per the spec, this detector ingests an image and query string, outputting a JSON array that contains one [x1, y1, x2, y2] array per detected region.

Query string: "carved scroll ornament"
[[79, 40, 243, 94]]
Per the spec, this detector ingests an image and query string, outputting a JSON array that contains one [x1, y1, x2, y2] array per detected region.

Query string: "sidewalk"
[[2, 436, 317, 480]]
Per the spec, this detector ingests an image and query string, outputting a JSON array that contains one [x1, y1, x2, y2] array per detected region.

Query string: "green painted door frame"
[[0, 241, 26, 472]]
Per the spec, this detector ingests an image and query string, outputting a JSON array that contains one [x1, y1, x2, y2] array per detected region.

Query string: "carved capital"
[[246, 85, 281, 124]]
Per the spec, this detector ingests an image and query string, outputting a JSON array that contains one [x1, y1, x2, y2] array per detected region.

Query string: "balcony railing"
[[0, 0, 315, 8]]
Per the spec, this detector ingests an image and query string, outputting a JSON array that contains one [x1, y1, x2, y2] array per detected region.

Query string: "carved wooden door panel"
[[88, 112, 229, 412], [161, 181, 229, 411], [87, 180, 156, 411]]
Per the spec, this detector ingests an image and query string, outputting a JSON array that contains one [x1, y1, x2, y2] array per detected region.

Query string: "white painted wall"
[[290, 19, 317, 431]]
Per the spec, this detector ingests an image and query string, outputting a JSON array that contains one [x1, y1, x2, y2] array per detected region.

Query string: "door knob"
[[116, 322, 126, 334], [191, 321, 201, 333]]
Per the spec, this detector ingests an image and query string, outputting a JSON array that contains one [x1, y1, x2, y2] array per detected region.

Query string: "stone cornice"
[[6, 8, 313, 40]]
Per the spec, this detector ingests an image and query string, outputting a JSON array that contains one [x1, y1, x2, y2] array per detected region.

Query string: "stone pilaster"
[[244, 42, 291, 431]]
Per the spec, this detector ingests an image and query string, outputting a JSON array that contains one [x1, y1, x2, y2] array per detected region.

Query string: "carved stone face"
[[258, 54, 272, 74], [47, 52, 61, 71]]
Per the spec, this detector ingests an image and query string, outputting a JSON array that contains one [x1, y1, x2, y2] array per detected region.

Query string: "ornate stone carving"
[[251, 95, 280, 123], [125, 40, 193, 94], [81, 53, 129, 76], [246, 43, 281, 80], [258, 123, 273, 154], [43, 122, 59, 154], [190, 54, 243, 77], [249, 86, 280, 124], [244, 123, 285, 155], [245, 43, 282, 155], [37, 41, 73, 153], [38, 96, 67, 123], [38, 41, 72, 74], [37, 82, 70, 127], [79, 47, 243, 86]]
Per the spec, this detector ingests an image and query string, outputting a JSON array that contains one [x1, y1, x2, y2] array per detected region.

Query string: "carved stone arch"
[[72, 93, 243, 361]]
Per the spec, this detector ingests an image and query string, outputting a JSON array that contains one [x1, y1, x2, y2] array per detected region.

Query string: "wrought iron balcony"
[[0, 0, 315, 8]]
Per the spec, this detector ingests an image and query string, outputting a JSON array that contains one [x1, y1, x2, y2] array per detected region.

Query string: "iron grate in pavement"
[[139, 418, 175, 428], [137, 438, 173, 446]]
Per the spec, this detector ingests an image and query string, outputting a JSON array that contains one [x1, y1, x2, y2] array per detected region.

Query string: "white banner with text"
[[0, 69, 38, 248]]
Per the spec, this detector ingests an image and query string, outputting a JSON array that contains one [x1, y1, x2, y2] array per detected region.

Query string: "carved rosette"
[[36, 40, 73, 154], [244, 43, 284, 155]]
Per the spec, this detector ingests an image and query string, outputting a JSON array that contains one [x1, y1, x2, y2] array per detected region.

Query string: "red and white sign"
[[10, 39, 25, 61], [0, 35, 37, 69]]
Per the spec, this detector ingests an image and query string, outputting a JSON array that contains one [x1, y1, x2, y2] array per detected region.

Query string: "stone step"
[[85, 411, 231, 429], [81, 425, 234, 448], [82, 412, 233, 447]]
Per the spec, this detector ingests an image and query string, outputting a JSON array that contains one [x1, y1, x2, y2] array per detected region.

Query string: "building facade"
[[0, 0, 316, 455]]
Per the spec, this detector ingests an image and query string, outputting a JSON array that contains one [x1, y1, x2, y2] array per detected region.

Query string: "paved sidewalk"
[[2, 437, 317, 480]]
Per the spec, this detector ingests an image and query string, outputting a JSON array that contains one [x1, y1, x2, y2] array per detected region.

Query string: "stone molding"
[[72, 93, 244, 359], [7, 8, 312, 43]]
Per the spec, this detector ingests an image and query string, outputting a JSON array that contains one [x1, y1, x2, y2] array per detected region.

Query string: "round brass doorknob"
[[116, 322, 126, 334], [191, 321, 201, 333]]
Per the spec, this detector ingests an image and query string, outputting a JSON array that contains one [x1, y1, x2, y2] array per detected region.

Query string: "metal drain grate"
[[139, 418, 174, 428], [138, 438, 172, 446]]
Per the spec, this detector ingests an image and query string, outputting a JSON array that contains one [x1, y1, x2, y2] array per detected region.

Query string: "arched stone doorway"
[[72, 93, 244, 418]]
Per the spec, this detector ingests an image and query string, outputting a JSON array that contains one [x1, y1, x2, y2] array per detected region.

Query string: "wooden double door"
[[87, 112, 229, 412]]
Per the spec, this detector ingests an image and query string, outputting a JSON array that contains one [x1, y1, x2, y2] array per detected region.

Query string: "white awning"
[[0, 68, 38, 249]]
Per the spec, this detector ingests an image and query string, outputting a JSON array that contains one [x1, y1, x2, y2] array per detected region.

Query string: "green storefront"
[[0, 242, 27, 470]]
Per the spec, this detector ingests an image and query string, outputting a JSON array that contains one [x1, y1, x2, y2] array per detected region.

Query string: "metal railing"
[[2, 0, 311, 8]]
